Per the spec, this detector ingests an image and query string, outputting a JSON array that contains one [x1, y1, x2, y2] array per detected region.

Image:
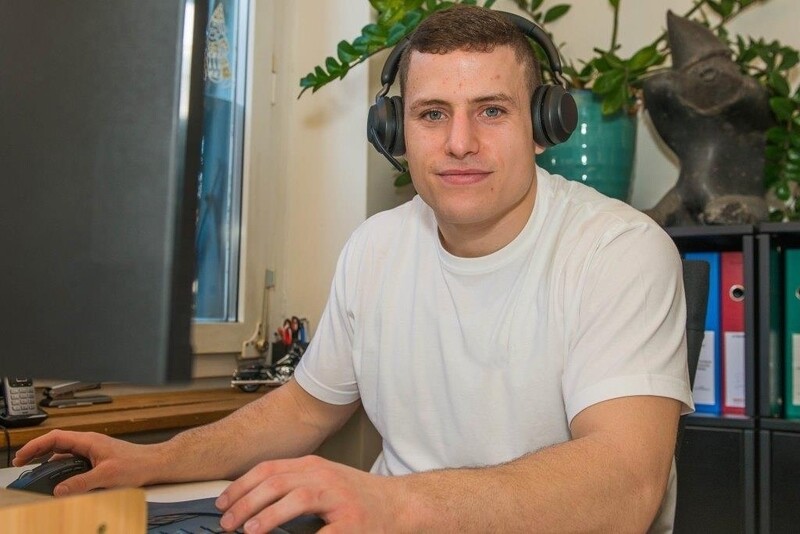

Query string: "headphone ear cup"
[[367, 95, 405, 156], [368, 97, 393, 152], [532, 85, 578, 148], [388, 95, 405, 156], [531, 86, 550, 148]]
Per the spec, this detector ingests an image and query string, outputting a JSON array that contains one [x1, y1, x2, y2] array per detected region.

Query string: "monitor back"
[[0, 0, 207, 383]]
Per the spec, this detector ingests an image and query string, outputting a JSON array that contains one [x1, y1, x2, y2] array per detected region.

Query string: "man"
[[14, 6, 693, 532]]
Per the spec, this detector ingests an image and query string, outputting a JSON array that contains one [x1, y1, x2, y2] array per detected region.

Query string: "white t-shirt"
[[294, 168, 694, 530]]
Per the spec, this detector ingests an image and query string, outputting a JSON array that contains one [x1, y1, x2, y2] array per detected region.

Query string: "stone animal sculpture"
[[643, 12, 773, 226]]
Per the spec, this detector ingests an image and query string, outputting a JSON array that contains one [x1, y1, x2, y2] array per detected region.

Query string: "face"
[[403, 46, 542, 254]]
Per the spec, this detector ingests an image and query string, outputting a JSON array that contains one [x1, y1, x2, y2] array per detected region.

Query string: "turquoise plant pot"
[[538, 89, 637, 202]]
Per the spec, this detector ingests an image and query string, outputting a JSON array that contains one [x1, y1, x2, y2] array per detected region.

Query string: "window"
[[192, 0, 274, 365], [194, 0, 249, 322]]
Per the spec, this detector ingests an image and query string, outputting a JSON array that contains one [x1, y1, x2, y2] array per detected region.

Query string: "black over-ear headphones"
[[367, 11, 578, 172]]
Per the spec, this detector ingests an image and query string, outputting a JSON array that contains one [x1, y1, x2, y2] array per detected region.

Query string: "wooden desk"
[[4, 388, 266, 449]]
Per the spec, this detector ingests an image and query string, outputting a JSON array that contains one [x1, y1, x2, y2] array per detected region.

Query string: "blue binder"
[[685, 252, 722, 414]]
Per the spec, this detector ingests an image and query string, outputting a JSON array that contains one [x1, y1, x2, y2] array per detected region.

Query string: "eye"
[[424, 109, 444, 121], [700, 67, 717, 82], [483, 107, 503, 118]]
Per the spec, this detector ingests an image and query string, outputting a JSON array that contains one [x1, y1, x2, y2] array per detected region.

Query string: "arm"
[[401, 395, 681, 532], [12, 379, 359, 494], [216, 394, 680, 533]]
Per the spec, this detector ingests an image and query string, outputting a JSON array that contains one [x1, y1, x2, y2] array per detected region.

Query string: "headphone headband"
[[379, 11, 567, 90]]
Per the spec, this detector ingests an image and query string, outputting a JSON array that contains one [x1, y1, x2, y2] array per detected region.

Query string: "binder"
[[721, 251, 746, 415], [784, 249, 800, 418], [684, 252, 722, 414]]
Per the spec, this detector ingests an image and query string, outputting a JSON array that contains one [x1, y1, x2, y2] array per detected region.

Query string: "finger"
[[217, 457, 310, 512], [220, 470, 321, 532], [236, 487, 326, 534], [53, 465, 109, 496], [13, 430, 79, 466]]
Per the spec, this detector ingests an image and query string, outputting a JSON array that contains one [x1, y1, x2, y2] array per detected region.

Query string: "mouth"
[[436, 169, 492, 186]]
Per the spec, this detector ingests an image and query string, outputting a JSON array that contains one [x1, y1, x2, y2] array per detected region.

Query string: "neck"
[[438, 179, 537, 258]]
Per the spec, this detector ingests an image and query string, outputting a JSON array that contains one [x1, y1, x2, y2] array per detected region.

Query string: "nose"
[[444, 111, 479, 159]]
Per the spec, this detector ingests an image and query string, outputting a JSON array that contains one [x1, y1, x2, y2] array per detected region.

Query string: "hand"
[[215, 455, 403, 533], [12, 430, 157, 496]]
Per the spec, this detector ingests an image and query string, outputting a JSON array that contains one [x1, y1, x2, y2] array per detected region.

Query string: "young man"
[[14, 6, 692, 532]]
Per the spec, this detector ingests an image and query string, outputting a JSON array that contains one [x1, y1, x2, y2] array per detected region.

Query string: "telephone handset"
[[0, 377, 48, 427]]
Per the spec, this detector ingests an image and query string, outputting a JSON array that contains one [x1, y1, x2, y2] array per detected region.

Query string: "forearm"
[[146, 380, 357, 484], [398, 435, 668, 533]]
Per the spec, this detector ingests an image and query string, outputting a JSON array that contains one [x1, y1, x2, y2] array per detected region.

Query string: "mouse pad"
[[147, 497, 325, 533]]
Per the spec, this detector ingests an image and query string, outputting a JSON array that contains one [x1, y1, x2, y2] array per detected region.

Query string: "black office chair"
[[675, 259, 710, 459]]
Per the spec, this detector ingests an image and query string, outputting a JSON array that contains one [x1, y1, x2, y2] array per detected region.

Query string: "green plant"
[[732, 37, 800, 220]]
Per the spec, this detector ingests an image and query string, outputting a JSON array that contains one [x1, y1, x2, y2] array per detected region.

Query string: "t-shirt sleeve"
[[562, 221, 695, 424], [293, 237, 361, 405]]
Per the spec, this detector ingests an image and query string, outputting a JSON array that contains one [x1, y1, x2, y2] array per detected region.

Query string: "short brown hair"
[[397, 5, 542, 97]]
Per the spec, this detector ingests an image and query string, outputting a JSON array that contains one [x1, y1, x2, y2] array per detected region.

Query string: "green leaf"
[[601, 51, 626, 69], [593, 69, 625, 95], [393, 169, 412, 187], [706, 1, 725, 17], [768, 72, 791, 97], [362, 23, 388, 40], [299, 73, 317, 88], [325, 56, 342, 76], [767, 126, 789, 143], [352, 36, 370, 54], [483, 0, 497, 7], [387, 23, 408, 46], [608, 0, 620, 8], [775, 182, 792, 201], [336, 41, 361, 64], [765, 145, 785, 162], [770, 97, 795, 121], [779, 49, 800, 70], [601, 85, 628, 115], [720, 0, 735, 16], [543, 4, 571, 23], [401, 9, 423, 29], [627, 45, 660, 71]]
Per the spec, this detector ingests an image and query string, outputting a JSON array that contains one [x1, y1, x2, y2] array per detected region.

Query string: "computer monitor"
[[0, 0, 208, 384]]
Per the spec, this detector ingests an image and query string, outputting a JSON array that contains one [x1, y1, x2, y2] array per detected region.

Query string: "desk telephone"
[[0, 377, 48, 427]]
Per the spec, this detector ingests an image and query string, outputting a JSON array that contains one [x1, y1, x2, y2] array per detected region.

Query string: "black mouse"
[[7, 456, 92, 495]]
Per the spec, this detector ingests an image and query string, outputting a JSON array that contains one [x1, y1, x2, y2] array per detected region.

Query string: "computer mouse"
[[6, 456, 92, 495]]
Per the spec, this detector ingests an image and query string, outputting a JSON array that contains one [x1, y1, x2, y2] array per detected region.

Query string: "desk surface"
[[3, 387, 266, 449]]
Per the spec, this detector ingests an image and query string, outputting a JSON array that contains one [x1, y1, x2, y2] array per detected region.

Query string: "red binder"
[[721, 251, 746, 415]]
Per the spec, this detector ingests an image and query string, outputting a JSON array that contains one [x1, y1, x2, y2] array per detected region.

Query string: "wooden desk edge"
[[5, 388, 268, 449]]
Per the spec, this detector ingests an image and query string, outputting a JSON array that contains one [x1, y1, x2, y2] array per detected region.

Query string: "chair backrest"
[[675, 259, 710, 458]]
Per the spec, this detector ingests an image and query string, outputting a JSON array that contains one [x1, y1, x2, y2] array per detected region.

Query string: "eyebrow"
[[407, 93, 516, 113]]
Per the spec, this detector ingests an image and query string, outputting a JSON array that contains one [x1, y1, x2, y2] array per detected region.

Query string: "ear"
[[534, 144, 545, 155]]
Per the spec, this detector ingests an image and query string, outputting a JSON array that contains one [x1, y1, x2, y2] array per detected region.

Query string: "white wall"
[[262, 0, 370, 330]]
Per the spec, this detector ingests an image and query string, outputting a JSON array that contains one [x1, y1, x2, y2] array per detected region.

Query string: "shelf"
[[758, 222, 800, 248], [759, 417, 800, 432], [666, 224, 754, 251], [685, 413, 756, 429]]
